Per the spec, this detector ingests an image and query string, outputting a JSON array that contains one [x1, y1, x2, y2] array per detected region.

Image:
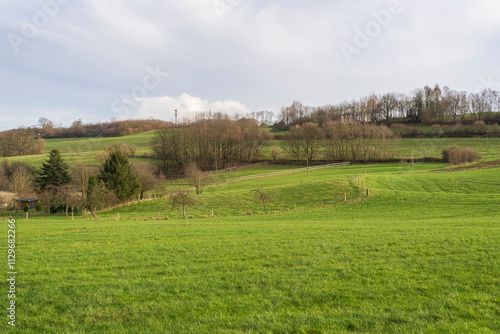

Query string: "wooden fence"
[[206, 162, 269, 175], [224, 162, 351, 184]]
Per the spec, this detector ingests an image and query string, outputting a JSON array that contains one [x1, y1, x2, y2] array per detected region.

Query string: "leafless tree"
[[37, 117, 55, 137], [282, 126, 302, 161], [12, 168, 33, 197], [133, 163, 162, 198], [171, 192, 196, 219], [324, 121, 395, 162], [85, 179, 117, 220], [54, 184, 80, 217], [251, 186, 272, 214], [298, 122, 324, 164], [184, 162, 211, 195]]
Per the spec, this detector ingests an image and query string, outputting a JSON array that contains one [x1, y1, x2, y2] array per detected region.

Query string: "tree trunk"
[[90, 210, 98, 220], [65, 206, 69, 217], [183, 205, 186, 219], [263, 200, 268, 214]]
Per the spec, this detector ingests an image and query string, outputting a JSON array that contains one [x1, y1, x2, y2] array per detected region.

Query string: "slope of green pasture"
[[1, 163, 499, 333], [395, 137, 500, 161], [0, 131, 156, 167], [107, 163, 443, 220]]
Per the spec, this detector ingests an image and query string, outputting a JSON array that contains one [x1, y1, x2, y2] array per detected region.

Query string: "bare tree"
[[469, 92, 489, 121], [251, 186, 272, 214], [444, 88, 461, 123], [84, 177, 117, 220], [283, 123, 324, 170], [37, 117, 55, 137], [185, 162, 211, 195], [379, 93, 398, 121], [238, 119, 272, 162], [271, 148, 281, 161], [298, 122, 324, 164], [54, 184, 79, 217], [12, 168, 33, 197], [282, 126, 302, 161], [72, 162, 92, 206], [171, 192, 196, 219], [133, 163, 161, 198]]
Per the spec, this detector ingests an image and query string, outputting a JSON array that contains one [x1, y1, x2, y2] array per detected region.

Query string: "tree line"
[[274, 84, 500, 130], [151, 113, 272, 174], [281, 121, 396, 163], [32, 118, 170, 138], [0, 128, 46, 157]]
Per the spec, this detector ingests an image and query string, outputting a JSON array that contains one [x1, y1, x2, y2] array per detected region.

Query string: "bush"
[[429, 124, 442, 137], [35, 202, 42, 212], [472, 120, 486, 127], [461, 147, 478, 163], [442, 145, 479, 165], [23, 203, 30, 213]]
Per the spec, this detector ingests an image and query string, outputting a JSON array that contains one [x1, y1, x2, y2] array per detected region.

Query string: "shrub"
[[429, 124, 442, 137], [442, 145, 479, 165], [23, 203, 30, 213], [461, 147, 478, 163], [35, 202, 42, 212]]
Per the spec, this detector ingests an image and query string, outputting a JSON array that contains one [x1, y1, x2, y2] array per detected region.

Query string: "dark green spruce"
[[36, 149, 71, 191], [99, 149, 140, 202]]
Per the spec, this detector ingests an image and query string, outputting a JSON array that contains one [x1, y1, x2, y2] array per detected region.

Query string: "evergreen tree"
[[99, 148, 140, 202], [36, 150, 71, 192]]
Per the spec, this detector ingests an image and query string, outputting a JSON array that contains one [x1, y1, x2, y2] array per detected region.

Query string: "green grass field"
[[1, 159, 499, 333]]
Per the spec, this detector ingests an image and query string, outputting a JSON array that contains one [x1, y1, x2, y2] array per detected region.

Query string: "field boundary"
[[224, 162, 351, 183], [207, 162, 269, 175]]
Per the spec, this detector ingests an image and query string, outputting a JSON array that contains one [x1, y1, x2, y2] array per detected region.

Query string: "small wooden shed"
[[15, 198, 39, 210]]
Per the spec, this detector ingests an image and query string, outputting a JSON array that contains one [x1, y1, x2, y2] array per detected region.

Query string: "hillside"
[[1, 160, 499, 332], [1, 131, 499, 169]]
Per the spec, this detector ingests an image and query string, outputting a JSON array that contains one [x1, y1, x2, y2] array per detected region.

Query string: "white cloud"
[[117, 93, 251, 122]]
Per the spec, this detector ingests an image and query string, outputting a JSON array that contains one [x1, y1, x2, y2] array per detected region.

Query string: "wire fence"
[[224, 162, 351, 184], [206, 162, 269, 175]]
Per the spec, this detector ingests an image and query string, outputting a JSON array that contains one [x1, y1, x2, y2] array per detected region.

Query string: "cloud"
[[115, 93, 251, 122]]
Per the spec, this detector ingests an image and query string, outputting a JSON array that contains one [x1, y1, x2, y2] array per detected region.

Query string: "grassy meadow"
[[1, 157, 499, 333]]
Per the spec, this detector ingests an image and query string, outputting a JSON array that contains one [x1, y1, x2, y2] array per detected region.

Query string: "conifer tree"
[[99, 148, 140, 202], [36, 150, 71, 192]]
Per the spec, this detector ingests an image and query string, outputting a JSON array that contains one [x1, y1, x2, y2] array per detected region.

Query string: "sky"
[[1, 0, 499, 130]]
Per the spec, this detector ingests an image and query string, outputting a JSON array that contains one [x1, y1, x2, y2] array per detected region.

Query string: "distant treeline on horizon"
[[2, 84, 499, 139]]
